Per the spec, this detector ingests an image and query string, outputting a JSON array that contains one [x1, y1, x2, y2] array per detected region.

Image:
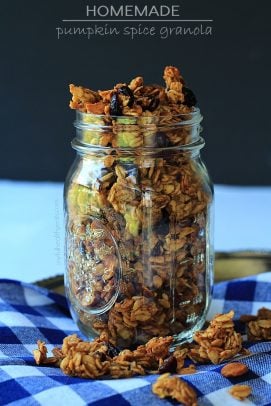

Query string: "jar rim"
[[71, 136, 205, 155]]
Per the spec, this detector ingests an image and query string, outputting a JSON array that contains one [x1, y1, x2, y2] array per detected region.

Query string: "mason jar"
[[64, 108, 214, 348]]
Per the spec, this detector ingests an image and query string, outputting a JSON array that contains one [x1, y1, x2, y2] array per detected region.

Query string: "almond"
[[221, 362, 248, 377]]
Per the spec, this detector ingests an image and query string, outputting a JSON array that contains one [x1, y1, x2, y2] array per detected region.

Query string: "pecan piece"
[[110, 93, 122, 116]]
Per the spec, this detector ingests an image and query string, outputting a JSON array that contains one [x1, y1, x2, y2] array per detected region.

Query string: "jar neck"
[[72, 108, 204, 155], [72, 137, 205, 160]]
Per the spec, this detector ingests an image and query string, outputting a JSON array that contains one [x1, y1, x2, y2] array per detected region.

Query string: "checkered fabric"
[[0, 273, 271, 406]]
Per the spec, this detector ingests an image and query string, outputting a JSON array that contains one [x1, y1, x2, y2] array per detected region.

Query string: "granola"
[[33, 332, 173, 378], [240, 307, 271, 341], [33, 311, 249, 380], [59, 334, 113, 378], [69, 66, 194, 119], [32, 307, 271, 405], [190, 311, 243, 364], [65, 66, 213, 348], [152, 373, 197, 406], [32, 308, 264, 406]]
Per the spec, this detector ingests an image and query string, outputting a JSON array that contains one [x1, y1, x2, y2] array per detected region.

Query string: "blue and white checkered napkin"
[[0, 273, 271, 406]]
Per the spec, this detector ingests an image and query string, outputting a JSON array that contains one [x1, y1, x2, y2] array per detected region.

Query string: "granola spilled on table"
[[33, 331, 173, 379], [152, 373, 197, 406], [240, 307, 271, 341], [189, 310, 243, 364], [33, 310, 246, 379], [33, 309, 264, 403], [65, 66, 213, 348]]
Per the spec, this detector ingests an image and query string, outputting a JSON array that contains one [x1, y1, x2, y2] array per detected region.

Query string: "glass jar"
[[64, 108, 214, 348]]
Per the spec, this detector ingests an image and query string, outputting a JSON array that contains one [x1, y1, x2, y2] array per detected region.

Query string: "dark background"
[[1, 0, 270, 184]]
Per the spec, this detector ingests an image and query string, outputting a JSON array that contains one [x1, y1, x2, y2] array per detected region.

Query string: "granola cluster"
[[240, 307, 271, 341], [69, 66, 201, 150], [69, 66, 195, 119], [66, 66, 213, 348], [33, 311, 246, 377], [189, 310, 243, 364], [33, 332, 173, 379], [33, 310, 257, 404], [152, 373, 197, 406]]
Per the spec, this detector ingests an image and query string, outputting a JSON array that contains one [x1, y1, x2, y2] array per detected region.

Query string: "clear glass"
[[64, 109, 214, 349]]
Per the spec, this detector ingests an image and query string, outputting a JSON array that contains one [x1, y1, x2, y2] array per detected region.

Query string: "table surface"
[[0, 180, 270, 283]]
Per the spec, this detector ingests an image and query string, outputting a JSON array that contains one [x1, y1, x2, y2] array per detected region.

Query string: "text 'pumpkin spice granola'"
[[66, 66, 214, 349]]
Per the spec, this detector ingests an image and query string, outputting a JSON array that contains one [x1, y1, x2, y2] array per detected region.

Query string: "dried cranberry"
[[117, 86, 134, 107], [96, 351, 107, 361], [151, 241, 163, 256], [158, 355, 177, 373], [155, 209, 170, 235], [148, 96, 160, 112], [110, 93, 122, 116], [156, 132, 171, 147], [107, 342, 120, 358], [183, 87, 197, 107]]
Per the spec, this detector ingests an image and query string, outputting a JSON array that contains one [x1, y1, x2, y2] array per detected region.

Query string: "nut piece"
[[33, 340, 59, 366], [221, 362, 248, 378], [33, 340, 47, 365], [152, 373, 197, 406], [228, 384, 252, 400]]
